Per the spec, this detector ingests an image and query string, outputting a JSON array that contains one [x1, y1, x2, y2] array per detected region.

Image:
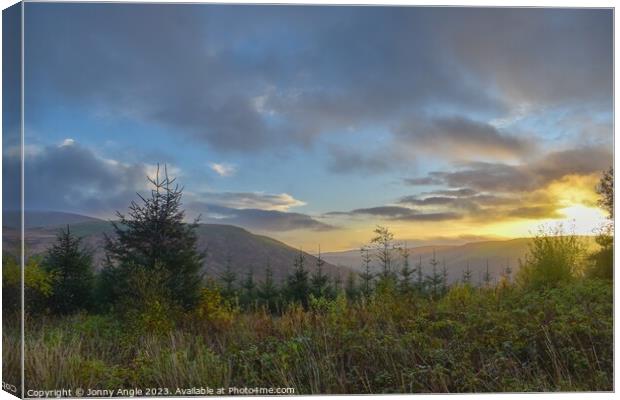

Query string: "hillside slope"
[[6, 212, 347, 282]]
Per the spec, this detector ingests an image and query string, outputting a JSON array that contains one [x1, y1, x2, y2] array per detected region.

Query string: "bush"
[[516, 225, 586, 289]]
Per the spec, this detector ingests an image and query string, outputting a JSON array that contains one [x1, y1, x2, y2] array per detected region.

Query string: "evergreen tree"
[[43, 226, 94, 315], [588, 167, 613, 279], [503, 259, 512, 283], [358, 246, 374, 299], [286, 249, 310, 307], [258, 261, 279, 313], [441, 259, 449, 294], [345, 272, 358, 301], [332, 272, 343, 296], [219, 254, 237, 300], [370, 225, 399, 283], [483, 260, 492, 287], [311, 246, 330, 298], [240, 267, 256, 309], [415, 255, 425, 293], [103, 165, 204, 310], [462, 261, 472, 285], [425, 250, 443, 298], [398, 244, 415, 294]]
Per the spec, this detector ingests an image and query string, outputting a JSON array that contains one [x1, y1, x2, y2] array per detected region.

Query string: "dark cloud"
[[396, 212, 463, 222], [396, 146, 612, 223], [27, 6, 610, 154], [395, 116, 534, 159], [326, 146, 394, 175], [438, 8, 613, 107], [426, 188, 478, 197], [425, 147, 612, 192], [507, 206, 562, 219], [188, 203, 335, 232], [4, 141, 150, 216], [404, 176, 442, 186], [399, 196, 462, 206], [325, 205, 463, 222]]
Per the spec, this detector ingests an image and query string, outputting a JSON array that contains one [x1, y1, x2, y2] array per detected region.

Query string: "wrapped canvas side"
[[2, 2, 23, 398]]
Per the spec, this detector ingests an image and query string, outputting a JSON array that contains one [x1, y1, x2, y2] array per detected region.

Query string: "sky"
[[4, 4, 613, 251]]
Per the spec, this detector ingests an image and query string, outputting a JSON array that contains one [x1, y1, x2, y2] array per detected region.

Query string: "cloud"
[[209, 162, 237, 177], [60, 138, 75, 147], [395, 116, 534, 159], [326, 146, 396, 175], [425, 147, 612, 192], [426, 188, 478, 197], [325, 205, 463, 222], [438, 8, 612, 107], [404, 176, 442, 186], [193, 191, 306, 212], [187, 203, 334, 232], [396, 146, 612, 223], [24, 5, 524, 154], [396, 212, 463, 222], [3, 140, 151, 216]]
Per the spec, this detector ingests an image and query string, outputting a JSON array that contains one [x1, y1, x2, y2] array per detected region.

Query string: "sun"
[[557, 204, 607, 235]]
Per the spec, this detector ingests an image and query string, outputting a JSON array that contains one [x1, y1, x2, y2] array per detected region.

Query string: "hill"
[[5, 211, 347, 283]]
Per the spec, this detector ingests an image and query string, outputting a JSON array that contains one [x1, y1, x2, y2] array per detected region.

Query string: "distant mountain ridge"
[[4, 211, 348, 283], [323, 237, 598, 284], [3, 210, 103, 228], [4, 211, 598, 285]]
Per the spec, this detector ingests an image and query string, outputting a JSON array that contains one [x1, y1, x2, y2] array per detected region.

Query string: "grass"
[[5, 278, 612, 394]]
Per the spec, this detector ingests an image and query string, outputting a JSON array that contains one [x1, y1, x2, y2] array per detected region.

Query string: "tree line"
[[3, 166, 613, 320]]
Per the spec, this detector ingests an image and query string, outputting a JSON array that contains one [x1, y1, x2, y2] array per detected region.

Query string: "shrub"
[[516, 225, 586, 289]]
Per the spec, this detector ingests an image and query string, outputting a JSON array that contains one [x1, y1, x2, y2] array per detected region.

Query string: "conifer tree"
[[345, 272, 358, 301], [43, 225, 94, 315], [415, 255, 425, 293], [219, 254, 237, 300], [332, 272, 342, 296], [483, 259, 492, 287], [503, 259, 512, 283], [258, 261, 279, 313], [240, 267, 256, 309], [425, 249, 443, 298], [399, 244, 415, 294], [286, 249, 310, 307], [441, 259, 449, 294], [311, 246, 330, 298], [462, 261, 472, 285], [371, 225, 399, 283], [103, 165, 204, 310], [358, 245, 374, 299]]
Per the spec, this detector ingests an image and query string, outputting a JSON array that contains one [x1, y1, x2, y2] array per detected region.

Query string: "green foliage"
[[191, 281, 238, 332], [103, 165, 204, 311], [516, 225, 585, 289], [588, 168, 613, 280], [358, 246, 375, 299], [588, 231, 613, 280], [3, 253, 54, 314], [370, 225, 399, 283], [285, 249, 310, 308], [219, 254, 238, 300], [42, 226, 95, 314], [121, 263, 180, 337], [596, 167, 613, 219], [257, 263, 280, 313], [310, 249, 330, 299], [20, 279, 611, 393]]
